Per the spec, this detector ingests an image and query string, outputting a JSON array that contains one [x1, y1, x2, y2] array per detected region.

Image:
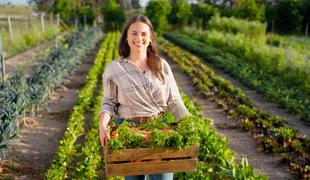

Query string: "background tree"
[[275, 0, 302, 34], [233, 0, 265, 21], [28, 0, 52, 12], [190, 2, 218, 29], [101, 0, 125, 31], [117, 0, 133, 11], [131, 0, 141, 9], [145, 0, 171, 33], [78, 5, 95, 25], [168, 0, 192, 28], [51, 0, 74, 22], [300, 0, 310, 35]]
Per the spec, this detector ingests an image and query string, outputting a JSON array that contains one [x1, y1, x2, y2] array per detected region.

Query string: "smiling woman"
[[99, 14, 191, 180]]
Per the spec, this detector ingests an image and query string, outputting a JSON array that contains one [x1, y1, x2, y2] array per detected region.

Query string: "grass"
[[0, 5, 56, 58], [0, 5, 34, 15], [0, 17, 55, 58]]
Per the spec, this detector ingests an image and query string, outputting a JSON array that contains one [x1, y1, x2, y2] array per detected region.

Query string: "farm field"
[[1, 31, 308, 179], [0, 5, 33, 15], [0, 5, 56, 58], [0, 0, 309, 180]]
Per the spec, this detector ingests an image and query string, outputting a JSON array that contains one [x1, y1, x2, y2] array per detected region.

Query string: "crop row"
[[70, 32, 120, 179], [44, 32, 118, 179], [159, 38, 309, 179], [0, 28, 101, 153], [164, 30, 310, 122]]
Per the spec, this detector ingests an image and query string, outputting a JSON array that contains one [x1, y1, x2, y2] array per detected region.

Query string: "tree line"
[[29, 0, 310, 35]]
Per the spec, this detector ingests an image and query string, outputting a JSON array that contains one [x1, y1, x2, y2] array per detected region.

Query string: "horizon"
[[0, 0, 150, 7], [0, 0, 29, 5]]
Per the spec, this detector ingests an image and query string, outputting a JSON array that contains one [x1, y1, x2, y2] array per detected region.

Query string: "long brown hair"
[[118, 15, 165, 83]]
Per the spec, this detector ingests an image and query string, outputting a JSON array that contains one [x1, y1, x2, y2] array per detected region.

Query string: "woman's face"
[[127, 21, 152, 53]]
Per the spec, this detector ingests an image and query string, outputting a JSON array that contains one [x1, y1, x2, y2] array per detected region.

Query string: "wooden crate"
[[104, 145, 199, 176]]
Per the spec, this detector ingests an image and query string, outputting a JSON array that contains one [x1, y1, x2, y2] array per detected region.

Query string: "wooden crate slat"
[[107, 145, 199, 163], [107, 158, 197, 176]]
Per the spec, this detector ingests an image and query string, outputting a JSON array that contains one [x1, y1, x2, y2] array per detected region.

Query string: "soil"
[[4, 41, 53, 77], [0, 41, 101, 180]]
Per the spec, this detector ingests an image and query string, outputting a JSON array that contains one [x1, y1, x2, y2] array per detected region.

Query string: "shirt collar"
[[120, 57, 129, 63]]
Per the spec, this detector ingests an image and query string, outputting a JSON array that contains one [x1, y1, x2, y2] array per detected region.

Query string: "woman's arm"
[[99, 112, 111, 147], [99, 63, 118, 146], [164, 60, 190, 121]]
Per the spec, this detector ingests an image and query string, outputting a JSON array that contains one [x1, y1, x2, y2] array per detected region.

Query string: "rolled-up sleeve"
[[100, 64, 118, 117], [165, 60, 190, 121]]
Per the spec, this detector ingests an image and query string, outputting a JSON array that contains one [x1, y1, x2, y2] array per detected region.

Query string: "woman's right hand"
[[99, 124, 110, 147], [99, 112, 111, 147]]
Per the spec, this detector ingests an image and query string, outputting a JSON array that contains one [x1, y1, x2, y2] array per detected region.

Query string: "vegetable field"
[[0, 0, 309, 180]]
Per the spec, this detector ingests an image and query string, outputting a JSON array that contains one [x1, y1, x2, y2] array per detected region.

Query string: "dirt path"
[[1, 41, 101, 180], [168, 60, 297, 180], [199, 60, 310, 138], [4, 40, 53, 76]]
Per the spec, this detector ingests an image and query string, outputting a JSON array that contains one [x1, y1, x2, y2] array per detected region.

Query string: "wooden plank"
[[107, 158, 197, 176], [107, 145, 199, 163]]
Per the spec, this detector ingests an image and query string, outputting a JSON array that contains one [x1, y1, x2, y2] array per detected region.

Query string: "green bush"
[[233, 0, 265, 21], [190, 2, 218, 29], [51, 0, 73, 22], [78, 5, 95, 26], [145, 0, 171, 33], [277, 0, 302, 34], [101, 0, 125, 31], [299, 0, 310, 34], [207, 15, 266, 43], [266, 0, 303, 34], [168, 0, 192, 28]]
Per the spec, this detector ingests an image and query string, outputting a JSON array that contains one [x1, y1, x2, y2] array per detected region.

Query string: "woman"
[[99, 14, 190, 180]]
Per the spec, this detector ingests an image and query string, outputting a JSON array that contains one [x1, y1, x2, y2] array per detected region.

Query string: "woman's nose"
[[137, 34, 143, 40]]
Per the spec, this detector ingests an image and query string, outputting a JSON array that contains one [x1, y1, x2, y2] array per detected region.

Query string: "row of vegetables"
[[70, 33, 119, 179], [44, 32, 119, 179], [0, 28, 101, 154], [164, 30, 310, 122], [159, 38, 309, 179]]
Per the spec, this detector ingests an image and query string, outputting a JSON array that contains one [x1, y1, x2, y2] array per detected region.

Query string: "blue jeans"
[[115, 118, 173, 180], [125, 173, 173, 180]]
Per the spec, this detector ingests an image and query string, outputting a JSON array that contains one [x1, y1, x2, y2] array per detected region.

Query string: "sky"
[[0, 0, 29, 5], [0, 0, 150, 6]]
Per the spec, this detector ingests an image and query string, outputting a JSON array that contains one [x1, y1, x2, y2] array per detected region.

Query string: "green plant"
[[145, 0, 171, 33], [51, 0, 73, 22], [101, 0, 125, 31], [168, 0, 192, 28]]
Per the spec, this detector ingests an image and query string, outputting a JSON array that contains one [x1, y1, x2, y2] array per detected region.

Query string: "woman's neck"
[[128, 51, 147, 63]]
